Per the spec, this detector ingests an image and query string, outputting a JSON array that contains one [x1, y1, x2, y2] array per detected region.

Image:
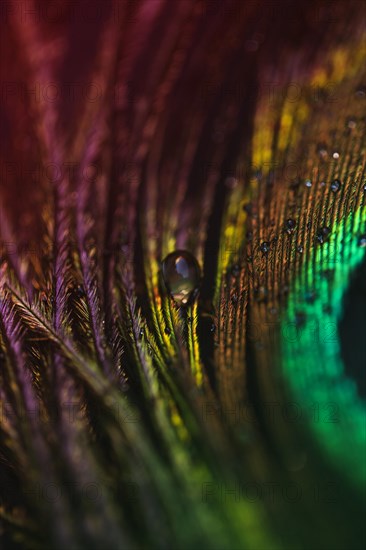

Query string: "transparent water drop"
[[260, 241, 270, 253], [162, 250, 201, 306], [285, 218, 296, 234], [316, 226, 331, 244], [358, 234, 366, 248], [297, 245, 304, 254], [331, 179, 341, 193], [305, 179, 312, 188], [332, 152, 340, 159]]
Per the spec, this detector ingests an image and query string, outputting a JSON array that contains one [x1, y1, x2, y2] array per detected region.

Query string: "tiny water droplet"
[[260, 241, 270, 253], [164, 327, 171, 335], [305, 179, 312, 188], [332, 152, 340, 159], [285, 218, 296, 234], [346, 118, 356, 129], [297, 245, 304, 254], [139, 329, 144, 340], [316, 226, 331, 244], [358, 234, 366, 248], [330, 179, 341, 193], [210, 323, 216, 333], [162, 250, 201, 306], [363, 184, 366, 193]]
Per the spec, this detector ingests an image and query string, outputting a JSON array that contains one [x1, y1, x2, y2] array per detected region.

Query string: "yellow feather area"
[[170, 407, 190, 442], [188, 303, 203, 386]]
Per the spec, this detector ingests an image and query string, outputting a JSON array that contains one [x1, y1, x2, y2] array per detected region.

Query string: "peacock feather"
[[0, 1, 365, 549]]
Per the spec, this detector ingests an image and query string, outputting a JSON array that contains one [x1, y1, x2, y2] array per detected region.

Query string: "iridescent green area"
[[281, 200, 366, 487]]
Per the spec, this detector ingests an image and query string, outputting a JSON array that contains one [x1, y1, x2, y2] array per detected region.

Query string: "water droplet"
[[331, 179, 341, 193], [305, 179, 312, 188], [139, 329, 144, 340], [346, 118, 356, 129], [162, 250, 201, 306], [332, 152, 340, 159], [164, 327, 171, 335], [316, 226, 331, 244], [297, 245, 304, 254], [210, 323, 216, 333], [260, 241, 270, 253], [285, 218, 296, 234], [363, 184, 366, 193], [358, 234, 366, 248]]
